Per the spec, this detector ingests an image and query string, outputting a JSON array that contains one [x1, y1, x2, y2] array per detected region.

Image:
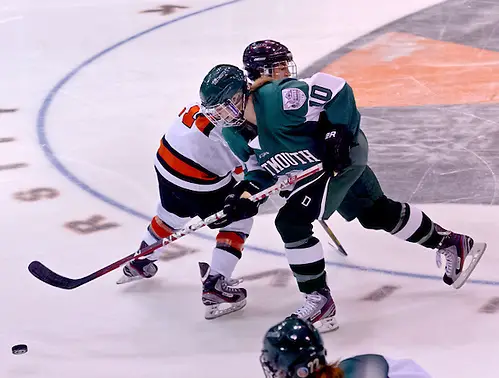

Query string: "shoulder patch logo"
[[282, 88, 307, 110]]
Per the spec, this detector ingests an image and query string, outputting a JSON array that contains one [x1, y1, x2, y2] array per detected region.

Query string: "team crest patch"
[[296, 367, 310, 377], [282, 88, 307, 110]]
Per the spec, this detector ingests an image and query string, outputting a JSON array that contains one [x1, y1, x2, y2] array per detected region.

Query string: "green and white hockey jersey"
[[339, 354, 432, 377], [223, 73, 361, 187]]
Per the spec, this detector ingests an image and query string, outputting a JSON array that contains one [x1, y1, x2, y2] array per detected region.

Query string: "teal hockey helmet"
[[260, 317, 327, 378], [199, 64, 249, 127]]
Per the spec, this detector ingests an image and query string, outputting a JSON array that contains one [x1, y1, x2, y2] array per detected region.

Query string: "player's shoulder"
[[278, 79, 309, 112], [301, 72, 346, 95], [180, 102, 212, 127], [177, 102, 203, 118], [256, 73, 347, 111], [222, 124, 255, 162], [339, 354, 389, 377], [164, 101, 215, 139], [253, 78, 309, 112]]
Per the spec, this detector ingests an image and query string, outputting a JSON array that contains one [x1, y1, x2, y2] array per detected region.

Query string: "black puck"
[[12, 344, 28, 355]]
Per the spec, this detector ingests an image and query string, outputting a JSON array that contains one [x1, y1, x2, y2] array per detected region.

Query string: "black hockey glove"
[[208, 180, 261, 229], [321, 123, 354, 174]]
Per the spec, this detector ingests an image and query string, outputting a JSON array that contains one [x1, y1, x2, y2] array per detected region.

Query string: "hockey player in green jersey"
[[198, 42, 486, 332], [260, 316, 432, 378]]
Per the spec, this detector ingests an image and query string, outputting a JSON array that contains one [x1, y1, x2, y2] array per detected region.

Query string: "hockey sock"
[[210, 231, 247, 277], [139, 216, 175, 260], [285, 236, 327, 294], [390, 204, 445, 249]]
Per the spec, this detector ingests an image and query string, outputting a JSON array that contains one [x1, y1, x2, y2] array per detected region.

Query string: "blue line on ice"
[[36, 0, 498, 287]]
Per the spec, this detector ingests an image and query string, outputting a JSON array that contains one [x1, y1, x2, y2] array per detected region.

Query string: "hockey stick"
[[28, 164, 323, 290], [318, 220, 348, 256]]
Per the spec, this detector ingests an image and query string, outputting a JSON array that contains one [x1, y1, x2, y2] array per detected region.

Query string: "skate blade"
[[116, 274, 144, 285], [313, 315, 339, 333], [453, 242, 487, 289], [204, 299, 247, 320]]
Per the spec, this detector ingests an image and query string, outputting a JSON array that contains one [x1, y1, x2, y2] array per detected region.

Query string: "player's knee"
[[150, 216, 175, 238], [357, 196, 403, 232], [221, 217, 253, 235], [274, 211, 288, 236], [216, 219, 252, 259], [216, 231, 247, 258], [140, 216, 176, 247], [275, 212, 313, 244]]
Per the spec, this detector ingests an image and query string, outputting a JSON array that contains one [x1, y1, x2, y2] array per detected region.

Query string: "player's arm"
[[222, 125, 275, 189], [207, 126, 275, 229], [304, 73, 361, 173], [303, 72, 361, 136]]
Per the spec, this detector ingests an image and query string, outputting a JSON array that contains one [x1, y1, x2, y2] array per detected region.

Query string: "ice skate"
[[292, 286, 338, 333], [435, 228, 486, 289], [199, 262, 247, 319], [116, 258, 158, 285]]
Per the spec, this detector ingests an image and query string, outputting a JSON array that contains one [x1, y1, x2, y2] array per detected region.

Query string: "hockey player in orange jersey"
[[116, 103, 254, 319], [117, 40, 301, 320]]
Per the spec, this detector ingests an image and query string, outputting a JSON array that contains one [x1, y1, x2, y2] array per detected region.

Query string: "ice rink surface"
[[1, 0, 498, 377]]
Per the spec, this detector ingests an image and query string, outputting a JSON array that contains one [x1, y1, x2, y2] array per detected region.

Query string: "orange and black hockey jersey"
[[154, 104, 242, 192]]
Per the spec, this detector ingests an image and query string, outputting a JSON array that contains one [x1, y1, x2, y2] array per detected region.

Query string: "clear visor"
[[262, 60, 297, 80], [203, 90, 245, 128]]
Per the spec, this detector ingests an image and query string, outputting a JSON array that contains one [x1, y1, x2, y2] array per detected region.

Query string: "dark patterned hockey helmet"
[[243, 40, 297, 81], [260, 317, 327, 378], [199, 64, 249, 127]]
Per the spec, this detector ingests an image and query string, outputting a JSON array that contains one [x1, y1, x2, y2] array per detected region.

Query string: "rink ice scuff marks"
[[4, 0, 499, 377], [300, 0, 499, 206], [27, 0, 485, 286], [26, 0, 498, 292], [139, 5, 189, 15]]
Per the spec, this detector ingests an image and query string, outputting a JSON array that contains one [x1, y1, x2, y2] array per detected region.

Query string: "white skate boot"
[[435, 227, 487, 289], [116, 257, 158, 285], [199, 262, 247, 319], [292, 286, 339, 333]]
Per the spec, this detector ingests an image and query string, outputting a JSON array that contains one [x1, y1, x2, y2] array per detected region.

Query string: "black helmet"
[[199, 64, 249, 127], [260, 317, 327, 378], [243, 40, 297, 81]]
